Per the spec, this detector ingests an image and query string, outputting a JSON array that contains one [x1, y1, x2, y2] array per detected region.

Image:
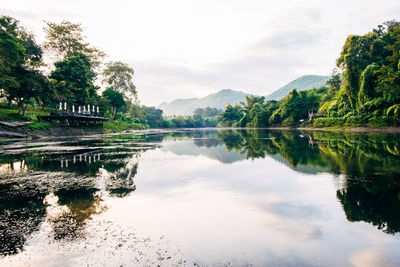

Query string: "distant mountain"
[[158, 75, 329, 115], [266, 75, 329, 100], [158, 89, 250, 116]]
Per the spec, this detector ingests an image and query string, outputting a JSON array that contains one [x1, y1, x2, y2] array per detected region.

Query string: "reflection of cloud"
[[349, 248, 393, 267], [268, 202, 321, 219], [112, 179, 321, 264]]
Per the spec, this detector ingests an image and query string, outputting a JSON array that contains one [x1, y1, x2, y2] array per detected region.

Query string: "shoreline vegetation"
[[1, 16, 400, 137]]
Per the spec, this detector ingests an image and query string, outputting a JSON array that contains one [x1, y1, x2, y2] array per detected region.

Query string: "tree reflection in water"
[[0, 129, 399, 257], [0, 134, 157, 256], [215, 129, 400, 234]]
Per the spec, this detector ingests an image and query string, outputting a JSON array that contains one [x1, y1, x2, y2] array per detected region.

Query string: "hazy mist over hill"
[[158, 89, 250, 116], [265, 75, 329, 100], [158, 75, 329, 115]]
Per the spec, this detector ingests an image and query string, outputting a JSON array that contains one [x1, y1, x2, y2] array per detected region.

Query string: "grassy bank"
[[0, 104, 147, 136]]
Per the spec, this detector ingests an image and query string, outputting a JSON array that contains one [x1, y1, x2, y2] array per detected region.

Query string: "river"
[[0, 129, 399, 266]]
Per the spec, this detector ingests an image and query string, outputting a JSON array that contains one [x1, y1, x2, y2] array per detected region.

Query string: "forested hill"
[[266, 75, 329, 100], [218, 21, 400, 128], [158, 89, 250, 116]]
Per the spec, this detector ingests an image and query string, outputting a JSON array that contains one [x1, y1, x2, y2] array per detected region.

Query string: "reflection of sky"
[[2, 136, 400, 266], [104, 140, 400, 266]]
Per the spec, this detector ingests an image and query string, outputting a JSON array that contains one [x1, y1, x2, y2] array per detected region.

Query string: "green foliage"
[[218, 104, 244, 126], [0, 16, 50, 115], [216, 20, 400, 129], [43, 20, 105, 66], [102, 88, 126, 116], [266, 75, 330, 100], [102, 61, 136, 102], [143, 106, 163, 128], [0, 16, 25, 90], [50, 53, 97, 106], [333, 20, 400, 124], [193, 107, 222, 117], [103, 120, 145, 131]]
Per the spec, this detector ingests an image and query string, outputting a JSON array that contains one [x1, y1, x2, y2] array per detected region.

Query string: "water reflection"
[[159, 129, 400, 237], [0, 129, 399, 264], [0, 133, 159, 256]]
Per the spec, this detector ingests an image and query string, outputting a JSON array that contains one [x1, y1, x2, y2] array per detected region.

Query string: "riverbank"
[[0, 121, 147, 139], [2, 104, 400, 139], [3, 124, 400, 140], [0, 104, 147, 138]]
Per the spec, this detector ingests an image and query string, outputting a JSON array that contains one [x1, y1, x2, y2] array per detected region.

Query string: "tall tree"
[[102, 87, 126, 115], [43, 20, 105, 67], [0, 16, 49, 114], [50, 53, 96, 105], [102, 61, 137, 103], [0, 16, 25, 103]]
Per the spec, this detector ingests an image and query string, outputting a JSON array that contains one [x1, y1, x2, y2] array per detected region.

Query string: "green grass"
[[103, 120, 147, 132], [0, 103, 54, 121], [0, 103, 147, 133], [0, 103, 55, 131]]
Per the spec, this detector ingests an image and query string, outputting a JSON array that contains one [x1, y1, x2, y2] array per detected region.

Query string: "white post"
[[97, 106, 99, 114], [72, 105, 75, 113], [66, 160, 68, 168], [78, 106, 81, 113], [92, 105, 95, 113], [84, 106, 86, 112], [61, 160, 63, 168], [64, 102, 67, 111], [59, 102, 62, 111]]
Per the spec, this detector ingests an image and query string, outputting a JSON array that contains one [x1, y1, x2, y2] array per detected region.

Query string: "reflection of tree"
[[216, 129, 400, 234], [0, 133, 161, 255], [104, 154, 139, 198], [0, 182, 46, 256], [337, 174, 400, 234], [50, 188, 104, 240], [193, 138, 220, 148]]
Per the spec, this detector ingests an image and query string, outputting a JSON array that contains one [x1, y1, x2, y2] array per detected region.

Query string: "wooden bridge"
[[37, 112, 109, 126]]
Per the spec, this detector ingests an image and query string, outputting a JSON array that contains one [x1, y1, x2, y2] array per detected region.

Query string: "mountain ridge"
[[265, 75, 329, 100], [158, 75, 329, 115], [158, 89, 250, 116]]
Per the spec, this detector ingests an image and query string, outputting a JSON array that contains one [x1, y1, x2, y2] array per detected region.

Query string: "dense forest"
[[218, 20, 400, 128], [1, 16, 400, 129]]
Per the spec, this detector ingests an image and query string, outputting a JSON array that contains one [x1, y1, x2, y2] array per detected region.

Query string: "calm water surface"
[[0, 129, 399, 266]]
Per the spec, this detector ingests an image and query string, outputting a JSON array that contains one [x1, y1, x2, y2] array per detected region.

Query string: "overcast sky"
[[2, 0, 400, 106]]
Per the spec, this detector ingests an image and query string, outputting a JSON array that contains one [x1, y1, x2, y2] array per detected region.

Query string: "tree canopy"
[[102, 61, 137, 103], [43, 20, 105, 66]]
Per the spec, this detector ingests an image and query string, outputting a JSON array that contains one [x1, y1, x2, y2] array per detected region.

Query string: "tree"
[[43, 20, 105, 66], [102, 88, 126, 116], [218, 104, 243, 126], [0, 16, 25, 96], [143, 106, 163, 127], [193, 107, 222, 117], [102, 61, 137, 102], [50, 53, 97, 106], [0, 16, 50, 114], [238, 96, 265, 127], [327, 69, 341, 92]]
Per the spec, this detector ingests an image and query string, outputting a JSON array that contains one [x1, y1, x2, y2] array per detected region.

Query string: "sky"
[[2, 0, 400, 106]]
